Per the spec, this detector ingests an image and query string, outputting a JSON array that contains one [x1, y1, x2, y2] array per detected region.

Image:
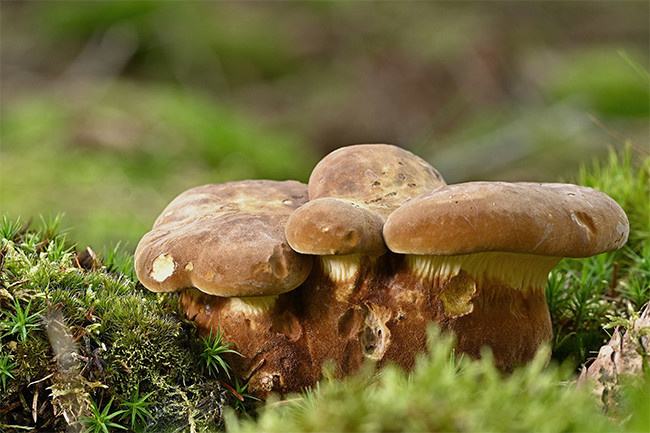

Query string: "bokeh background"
[[1, 1, 648, 249]]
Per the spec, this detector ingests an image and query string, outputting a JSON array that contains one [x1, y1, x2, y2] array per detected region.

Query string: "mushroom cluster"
[[135, 144, 629, 396]]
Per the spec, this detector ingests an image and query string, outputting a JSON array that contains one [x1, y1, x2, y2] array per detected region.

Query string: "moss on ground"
[[0, 217, 245, 432], [1, 147, 649, 432]]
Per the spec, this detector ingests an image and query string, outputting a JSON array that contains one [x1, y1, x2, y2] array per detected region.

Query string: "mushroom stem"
[[179, 288, 313, 396], [297, 254, 381, 378], [403, 252, 559, 369]]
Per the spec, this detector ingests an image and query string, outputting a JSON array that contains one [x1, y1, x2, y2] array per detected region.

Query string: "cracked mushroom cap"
[[308, 144, 446, 217], [135, 180, 313, 297], [384, 182, 629, 257]]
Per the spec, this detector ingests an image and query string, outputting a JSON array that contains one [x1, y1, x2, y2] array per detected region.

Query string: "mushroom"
[[383, 181, 629, 370], [133, 143, 631, 395], [285, 144, 446, 374], [134, 180, 314, 395]]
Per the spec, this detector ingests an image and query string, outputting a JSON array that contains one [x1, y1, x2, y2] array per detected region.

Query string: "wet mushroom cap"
[[135, 180, 313, 297], [384, 182, 629, 257], [285, 197, 387, 256], [308, 144, 446, 217]]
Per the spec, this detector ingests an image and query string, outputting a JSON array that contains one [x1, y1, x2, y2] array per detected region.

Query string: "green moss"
[[547, 147, 650, 365], [0, 218, 240, 432]]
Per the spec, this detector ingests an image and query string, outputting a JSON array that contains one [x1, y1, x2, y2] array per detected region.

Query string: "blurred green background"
[[1, 1, 648, 249]]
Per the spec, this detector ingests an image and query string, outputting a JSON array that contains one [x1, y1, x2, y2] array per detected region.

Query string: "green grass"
[[120, 385, 155, 432], [1, 299, 42, 343], [80, 397, 127, 433], [200, 329, 240, 379], [0, 353, 16, 391]]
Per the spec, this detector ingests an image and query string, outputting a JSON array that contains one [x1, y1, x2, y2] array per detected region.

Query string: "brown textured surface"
[[384, 182, 629, 257], [297, 257, 379, 377], [361, 255, 435, 370], [180, 289, 316, 397], [135, 180, 312, 296], [440, 280, 552, 370], [308, 144, 446, 217], [363, 256, 552, 371], [180, 252, 555, 396], [286, 198, 387, 256]]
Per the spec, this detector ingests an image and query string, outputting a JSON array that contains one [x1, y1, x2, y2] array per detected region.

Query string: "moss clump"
[[0, 216, 242, 432], [547, 147, 650, 365], [228, 330, 647, 433]]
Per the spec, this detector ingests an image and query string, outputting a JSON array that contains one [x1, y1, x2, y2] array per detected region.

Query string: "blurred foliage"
[[1, 1, 649, 248], [1, 82, 315, 247], [547, 49, 649, 117]]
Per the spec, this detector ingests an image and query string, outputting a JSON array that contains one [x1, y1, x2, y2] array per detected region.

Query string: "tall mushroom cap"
[[384, 182, 629, 257], [135, 180, 312, 297], [286, 144, 447, 257], [308, 144, 445, 217]]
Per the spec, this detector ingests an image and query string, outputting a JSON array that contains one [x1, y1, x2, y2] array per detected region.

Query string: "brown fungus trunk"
[[398, 252, 559, 369], [297, 255, 376, 377], [179, 289, 315, 397], [358, 254, 437, 371], [441, 281, 552, 370]]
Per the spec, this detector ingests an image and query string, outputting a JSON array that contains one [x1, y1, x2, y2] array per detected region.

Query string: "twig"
[[28, 373, 54, 387], [219, 380, 244, 402]]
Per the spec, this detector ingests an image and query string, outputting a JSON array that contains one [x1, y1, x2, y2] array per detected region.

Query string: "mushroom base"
[[298, 255, 375, 377], [179, 289, 314, 397], [440, 280, 552, 370], [178, 252, 557, 397]]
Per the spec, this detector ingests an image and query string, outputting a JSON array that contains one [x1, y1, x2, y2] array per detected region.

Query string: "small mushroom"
[[285, 144, 446, 374], [296, 143, 446, 292], [134, 180, 314, 395], [383, 181, 629, 370]]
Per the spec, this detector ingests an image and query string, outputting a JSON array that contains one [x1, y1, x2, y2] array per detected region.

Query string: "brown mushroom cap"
[[308, 144, 446, 217], [285, 198, 387, 256], [384, 182, 629, 258], [135, 180, 312, 297]]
